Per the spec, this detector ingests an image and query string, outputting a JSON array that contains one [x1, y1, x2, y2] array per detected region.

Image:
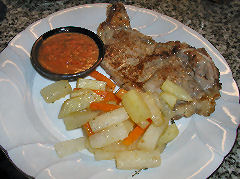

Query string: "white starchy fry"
[[102, 141, 137, 152], [58, 90, 102, 118], [157, 143, 167, 153], [161, 79, 193, 101], [70, 88, 91, 98], [141, 92, 164, 126], [102, 142, 128, 152], [115, 150, 161, 170], [122, 90, 151, 124], [94, 150, 116, 161], [158, 123, 179, 145], [84, 138, 96, 154], [89, 107, 129, 132], [58, 98, 90, 118], [63, 110, 100, 130], [76, 78, 106, 91], [70, 88, 102, 99], [159, 92, 177, 109], [152, 93, 176, 120], [89, 120, 134, 148], [40, 80, 72, 103], [54, 137, 86, 158], [137, 122, 168, 151]]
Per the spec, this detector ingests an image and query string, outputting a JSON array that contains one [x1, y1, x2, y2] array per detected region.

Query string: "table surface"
[[0, 0, 239, 178]]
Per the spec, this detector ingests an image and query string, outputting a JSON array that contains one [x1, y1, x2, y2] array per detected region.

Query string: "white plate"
[[0, 3, 239, 179]]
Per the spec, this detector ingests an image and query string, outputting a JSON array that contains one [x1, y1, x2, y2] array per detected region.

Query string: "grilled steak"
[[97, 2, 221, 119]]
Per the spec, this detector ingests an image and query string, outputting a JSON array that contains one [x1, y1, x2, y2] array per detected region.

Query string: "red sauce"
[[38, 33, 99, 74]]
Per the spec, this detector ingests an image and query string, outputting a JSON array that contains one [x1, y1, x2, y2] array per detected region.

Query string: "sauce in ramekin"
[[38, 32, 99, 74]]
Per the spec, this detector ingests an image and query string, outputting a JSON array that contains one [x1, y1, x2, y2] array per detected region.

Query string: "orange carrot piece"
[[90, 102, 121, 112], [122, 119, 152, 146], [122, 125, 145, 146], [104, 92, 121, 104], [73, 88, 81, 91], [115, 88, 127, 99], [90, 71, 116, 91], [83, 122, 95, 136], [146, 118, 153, 124]]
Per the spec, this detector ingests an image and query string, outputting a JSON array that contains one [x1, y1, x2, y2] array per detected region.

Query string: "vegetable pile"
[[41, 71, 184, 170]]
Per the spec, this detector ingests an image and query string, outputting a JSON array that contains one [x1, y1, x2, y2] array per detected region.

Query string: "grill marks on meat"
[[98, 2, 221, 118], [99, 28, 157, 90]]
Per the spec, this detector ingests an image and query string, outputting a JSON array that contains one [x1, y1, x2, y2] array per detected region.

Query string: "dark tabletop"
[[0, 0, 239, 178]]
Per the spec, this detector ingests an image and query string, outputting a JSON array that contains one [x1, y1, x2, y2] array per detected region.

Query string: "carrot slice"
[[83, 122, 95, 136], [89, 71, 116, 91], [115, 88, 127, 99], [73, 88, 81, 91], [90, 102, 121, 112], [104, 92, 121, 104], [122, 125, 145, 146], [122, 119, 152, 146]]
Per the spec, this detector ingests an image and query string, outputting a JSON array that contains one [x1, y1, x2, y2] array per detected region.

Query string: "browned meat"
[[97, 2, 221, 119]]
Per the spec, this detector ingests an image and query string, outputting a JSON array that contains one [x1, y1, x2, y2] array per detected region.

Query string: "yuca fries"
[[41, 74, 183, 170]]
